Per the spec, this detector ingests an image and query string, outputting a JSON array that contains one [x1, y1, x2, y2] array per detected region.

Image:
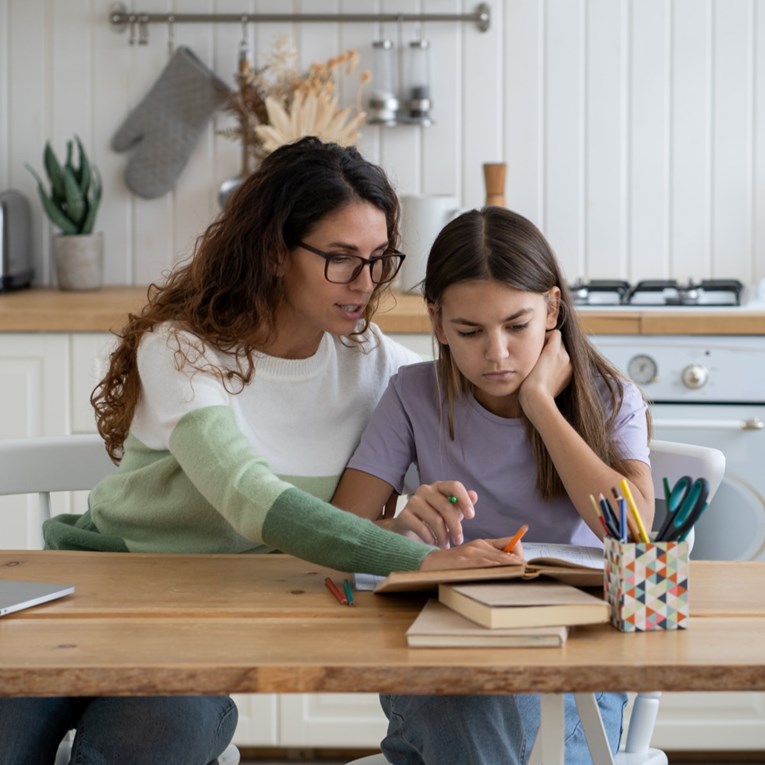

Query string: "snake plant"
[[25, 136, 102, 235]]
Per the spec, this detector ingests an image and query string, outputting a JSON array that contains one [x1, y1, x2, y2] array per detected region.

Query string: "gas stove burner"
[[570, 279, 630, 306], [569, 278, 744, 307], [626, 279, 743, 306]]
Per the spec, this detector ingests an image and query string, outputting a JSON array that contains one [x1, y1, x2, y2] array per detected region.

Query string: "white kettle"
[[399, 194, 462, 293]]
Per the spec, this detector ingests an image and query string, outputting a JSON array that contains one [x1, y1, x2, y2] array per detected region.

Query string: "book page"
[[522, 543, 605, 571]]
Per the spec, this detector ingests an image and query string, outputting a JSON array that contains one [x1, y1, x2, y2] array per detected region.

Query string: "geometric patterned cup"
[[603, 538, 690, 632]]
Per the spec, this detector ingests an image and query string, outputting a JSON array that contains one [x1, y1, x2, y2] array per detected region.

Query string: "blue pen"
[[598, 494, 621, 538], [619, 497, 627, 543]]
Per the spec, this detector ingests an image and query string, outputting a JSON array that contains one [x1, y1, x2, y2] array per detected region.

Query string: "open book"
[[407, 599, 569, 647], [439, 580, 609, 630], [355, 542, 605, 594]]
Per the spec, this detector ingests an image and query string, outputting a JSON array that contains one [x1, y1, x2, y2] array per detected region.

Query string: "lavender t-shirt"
[[347, 361, 650, 547]]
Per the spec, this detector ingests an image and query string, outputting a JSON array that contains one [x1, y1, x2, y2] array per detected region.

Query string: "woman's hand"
[[518, 329, 572, 419], [419, 537, 523, 571], [390, 481, 477, 548]]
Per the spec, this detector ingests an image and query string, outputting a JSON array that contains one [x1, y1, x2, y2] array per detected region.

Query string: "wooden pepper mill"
[[483, 162, 507, 207]]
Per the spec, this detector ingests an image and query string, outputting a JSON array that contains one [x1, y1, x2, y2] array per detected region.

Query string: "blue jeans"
[[0, 695, 237, 765], [380, 692, 627, 765]]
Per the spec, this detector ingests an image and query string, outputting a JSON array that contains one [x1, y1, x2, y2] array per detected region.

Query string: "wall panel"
[[1, 0, 763, 288]]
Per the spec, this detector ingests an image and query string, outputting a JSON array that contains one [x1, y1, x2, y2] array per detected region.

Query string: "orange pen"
[[502, 523, 529, 553]]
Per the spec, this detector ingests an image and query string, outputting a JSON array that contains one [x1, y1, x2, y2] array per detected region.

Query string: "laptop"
[[0, 580, 75, 616]]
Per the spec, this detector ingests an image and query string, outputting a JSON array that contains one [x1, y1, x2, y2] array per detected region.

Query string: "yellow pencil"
[[619, 478, 650, 543]]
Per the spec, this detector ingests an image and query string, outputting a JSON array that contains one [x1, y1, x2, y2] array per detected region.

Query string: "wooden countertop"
[[0, 287, 763, 334]]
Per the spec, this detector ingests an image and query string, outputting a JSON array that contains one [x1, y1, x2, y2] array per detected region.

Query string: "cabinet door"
[[0, 334, 69, 548], [654, 692, 765, 751], [71, 333, 118, 433], [230, 694, 280, 747], [279, 693, 387, 748]]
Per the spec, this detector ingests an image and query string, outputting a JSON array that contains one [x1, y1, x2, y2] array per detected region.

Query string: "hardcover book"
[[406, 599, 569, 647], [357, 543, 605, 594], [438, 580, 610, 630]]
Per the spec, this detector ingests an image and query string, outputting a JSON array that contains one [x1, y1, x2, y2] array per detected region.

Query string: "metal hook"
[[128, 14, 137, 45], [167, 15, 175, 56], [138, 15, 149, 45]]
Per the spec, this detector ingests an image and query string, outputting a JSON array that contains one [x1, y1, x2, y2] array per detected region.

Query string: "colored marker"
[[502, 523, 529, 553], [324, 577, 347, 606], [343, 578, 355, 607], [447, 495, 458, 504]]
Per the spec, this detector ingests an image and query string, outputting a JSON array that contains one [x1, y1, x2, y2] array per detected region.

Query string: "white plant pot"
[[53, 233, 103, 291]]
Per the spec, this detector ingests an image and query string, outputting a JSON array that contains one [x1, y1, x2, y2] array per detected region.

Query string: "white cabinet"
[[0, 334, 69, 548], [2, 330, 764, 751]]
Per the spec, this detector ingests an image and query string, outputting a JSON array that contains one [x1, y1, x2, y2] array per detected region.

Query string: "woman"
[[2, 139, 515, 765], [333, 206, 654, 763]]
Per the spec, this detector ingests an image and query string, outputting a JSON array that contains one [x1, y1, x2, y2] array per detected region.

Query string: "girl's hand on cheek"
[[519, 329, 572, 415], [390, 481, 477, 548]]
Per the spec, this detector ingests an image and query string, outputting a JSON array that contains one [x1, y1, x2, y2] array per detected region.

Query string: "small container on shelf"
[[367, 39, 399, 125], [401, 39, 433, 125]]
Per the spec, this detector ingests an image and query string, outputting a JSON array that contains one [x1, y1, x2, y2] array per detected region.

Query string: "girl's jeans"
[[380, 691, 627, 765]]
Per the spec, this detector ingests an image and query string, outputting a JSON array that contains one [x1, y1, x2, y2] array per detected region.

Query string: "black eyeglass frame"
[[297, 241, 406, 285]]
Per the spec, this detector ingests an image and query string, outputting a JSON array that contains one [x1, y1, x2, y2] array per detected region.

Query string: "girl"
[[2, 140, 515, 765], [333, 206, 654, 764]]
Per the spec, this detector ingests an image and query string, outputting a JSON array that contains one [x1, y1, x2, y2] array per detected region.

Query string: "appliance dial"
[[681, 363, 708, 389], [626, 354, 658, 385]]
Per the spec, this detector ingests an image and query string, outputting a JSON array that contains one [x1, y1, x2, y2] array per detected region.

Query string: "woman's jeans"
[[0, 695, 237, 765], [380, 691, 627, 765]]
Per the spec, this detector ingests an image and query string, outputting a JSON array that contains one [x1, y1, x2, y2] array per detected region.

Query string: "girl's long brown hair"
[[93, 137, 401, 462], [424, 206, 650, 498]]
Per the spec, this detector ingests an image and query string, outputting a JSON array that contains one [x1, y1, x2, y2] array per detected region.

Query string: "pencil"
[[343, 578, 355, 607], [589, 493, 611, 537], [619, 478, 650, 543], [324, 577, 348, 606], [502, 523, 529, 553], [611, 486, 640, 542]]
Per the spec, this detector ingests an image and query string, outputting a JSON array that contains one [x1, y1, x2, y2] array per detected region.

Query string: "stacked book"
[[399, 543, 609, 648]]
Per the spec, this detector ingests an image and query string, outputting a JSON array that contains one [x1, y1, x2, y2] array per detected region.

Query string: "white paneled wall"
[[1, 0, 764, 288]]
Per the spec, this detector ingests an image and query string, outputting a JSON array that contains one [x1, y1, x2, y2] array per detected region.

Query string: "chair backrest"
[[648, 438, 726, 550], [0, 433, 117, 528], [648, 439, 726, 501]]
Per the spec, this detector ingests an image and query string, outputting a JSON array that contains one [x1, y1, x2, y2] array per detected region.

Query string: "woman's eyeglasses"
[[298, 241, 406, 285]]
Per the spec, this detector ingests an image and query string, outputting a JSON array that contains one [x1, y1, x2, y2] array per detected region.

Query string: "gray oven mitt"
[[111, 46, 231, 199]]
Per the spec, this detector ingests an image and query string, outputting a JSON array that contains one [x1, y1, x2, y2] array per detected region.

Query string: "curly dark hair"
[[93, 137, 401, 462]]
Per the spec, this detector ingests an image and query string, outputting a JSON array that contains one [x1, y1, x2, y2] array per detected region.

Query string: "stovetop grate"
[[570, 279, 744, 307]]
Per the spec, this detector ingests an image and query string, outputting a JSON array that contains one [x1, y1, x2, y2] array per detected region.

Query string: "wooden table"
[[2, 554, 765, 765], [2, 552, 764, 700]]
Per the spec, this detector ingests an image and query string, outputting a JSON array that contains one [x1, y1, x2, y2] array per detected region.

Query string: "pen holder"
[[603, 537, 690, 632]]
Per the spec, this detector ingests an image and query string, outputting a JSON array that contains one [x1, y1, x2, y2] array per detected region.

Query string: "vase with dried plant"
[[217, 37, 369, 207]]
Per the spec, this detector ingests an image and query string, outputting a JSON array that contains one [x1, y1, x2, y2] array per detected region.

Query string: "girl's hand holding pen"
[[390, 481, 476, 549]]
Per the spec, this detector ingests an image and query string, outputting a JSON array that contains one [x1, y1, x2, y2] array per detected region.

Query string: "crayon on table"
[[343, 579, 355, 607], [324, 577, 348, 606]]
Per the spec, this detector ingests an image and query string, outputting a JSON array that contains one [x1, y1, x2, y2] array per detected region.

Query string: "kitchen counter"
[[0, 287, 764, 334]]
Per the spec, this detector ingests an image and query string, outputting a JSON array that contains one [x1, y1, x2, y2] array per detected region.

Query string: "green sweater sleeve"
[[170, 406, 434, 574]]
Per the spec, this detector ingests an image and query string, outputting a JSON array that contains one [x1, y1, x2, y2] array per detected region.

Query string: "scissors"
[[656, 475, 710, 542]]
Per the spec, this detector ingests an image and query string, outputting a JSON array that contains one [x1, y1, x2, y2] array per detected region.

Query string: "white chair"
[[0, 434, 240, 765], [347, 439, 727, 765]]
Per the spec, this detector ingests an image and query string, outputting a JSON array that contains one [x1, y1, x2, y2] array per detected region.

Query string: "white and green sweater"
[[43, 322, 432, 575]]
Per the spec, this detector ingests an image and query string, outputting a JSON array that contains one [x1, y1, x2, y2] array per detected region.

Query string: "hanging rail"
[[109, 2, 491, 35]]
